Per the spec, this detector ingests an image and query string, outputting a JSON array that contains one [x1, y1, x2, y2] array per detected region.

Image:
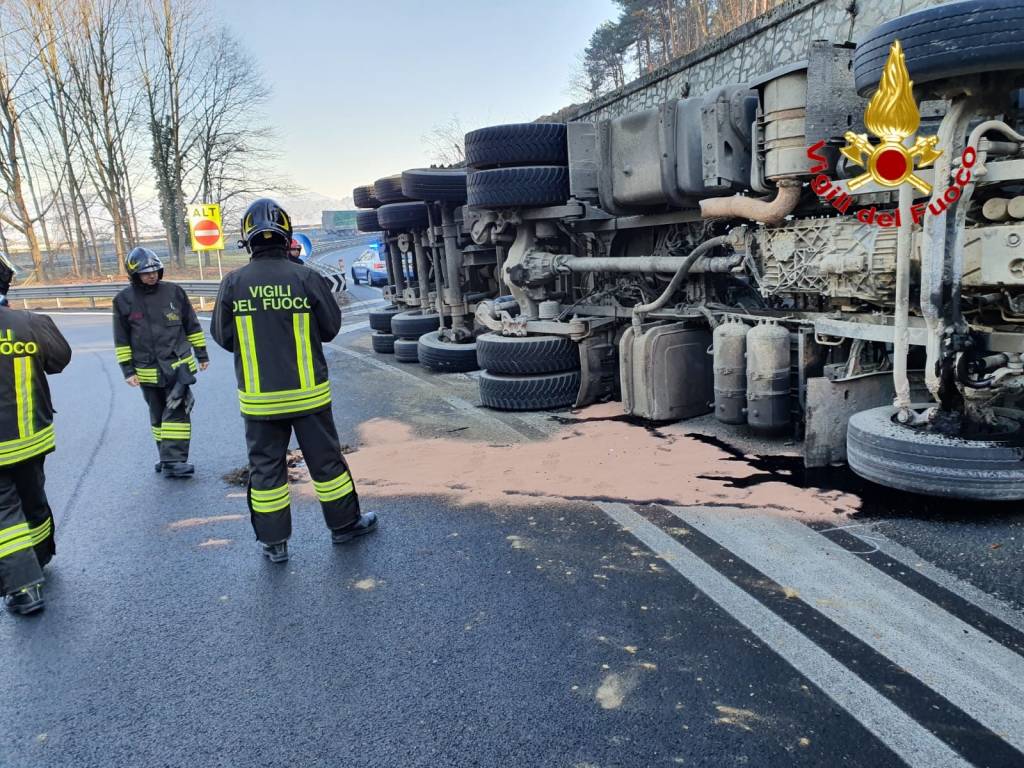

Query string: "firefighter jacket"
[[0, 307, 72, 467], [211, 248, 341, 420], [113, 281, 209, 387]]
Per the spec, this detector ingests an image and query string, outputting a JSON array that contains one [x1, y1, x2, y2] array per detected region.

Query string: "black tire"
[[393, 338, 420, 363], [847, 404, 1024, 500], [353, 184, 381, 209], [467, 166, 569, 209], [479, 370, 580, 411], [350, 270, 360, 285], [356, 209, 383, 233], [368, 306, 401, 333], [376, 201, 430, 231], [373, 175, 412, 204], [417, 331, 479, 373], [371, 332, 396, 354], [391, 310, 441, 340], [465, 123, 568, 169], [401, 168, 467, 203], [476, 333, 579, 375], [853, 0, 1024, 96]]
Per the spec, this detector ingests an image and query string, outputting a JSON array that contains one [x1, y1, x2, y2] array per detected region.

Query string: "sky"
[[214, 0, 617, 202]]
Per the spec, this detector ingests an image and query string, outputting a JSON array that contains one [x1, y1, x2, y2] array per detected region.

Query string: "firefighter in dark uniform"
[[0, 251, 72, 615], [113, 247, 209, 478], [212, 199, 376, 563]]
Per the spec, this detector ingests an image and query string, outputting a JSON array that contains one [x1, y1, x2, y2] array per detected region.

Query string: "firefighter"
[[0, 251, 72, 615], [113, 247, 209, 478], [212, 198, 375, 563]]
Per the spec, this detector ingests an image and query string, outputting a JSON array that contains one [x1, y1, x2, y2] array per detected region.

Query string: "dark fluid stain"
[[685, 432, 1024, 522]]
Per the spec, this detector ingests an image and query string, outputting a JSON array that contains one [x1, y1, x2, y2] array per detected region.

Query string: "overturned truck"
[[356, 0, 1024, 500]]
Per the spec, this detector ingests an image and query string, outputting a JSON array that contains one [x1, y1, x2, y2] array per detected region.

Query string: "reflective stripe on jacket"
[[112, 281, 208, 387], [211, 247, 341, 420], [0, 308, 72, 466]]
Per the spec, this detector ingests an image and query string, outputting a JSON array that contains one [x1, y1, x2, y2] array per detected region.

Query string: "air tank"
[[746, 321, 791, 433], [713, 318, 748, 424]]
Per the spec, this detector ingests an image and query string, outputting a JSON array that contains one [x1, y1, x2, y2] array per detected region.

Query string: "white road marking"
[[595, 502, 972, 768], [671, 506, 1024, 754]]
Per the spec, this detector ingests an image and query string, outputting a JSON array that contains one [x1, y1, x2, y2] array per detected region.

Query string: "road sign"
[[188, 204, 224, 252], [293, 233, 313, 260], [324, 274, 346, 294]]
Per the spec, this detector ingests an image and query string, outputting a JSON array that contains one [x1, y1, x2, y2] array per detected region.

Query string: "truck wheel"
[[465, 123, 568, 169], [353, 184, 381, 209], [479, 370, 580, 411], [373, 175, 412, 204], [391, 310, 441, 340], [853, 0, 1024, 96], [370, 332, 396, 354], [393, 338, 420, 363], [847, 404, 1024, 500], [356, 209, 384, 233], [417, 331, 479, 373], [376, 201, 430, 231], [476, 333, 579, 375], [368, 306, 401, 333], [401, 168, 467, 203], [467, 166, 569, 209]]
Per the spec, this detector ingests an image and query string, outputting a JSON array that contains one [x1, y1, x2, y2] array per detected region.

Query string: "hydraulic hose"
[[631, 235, 731, 331]]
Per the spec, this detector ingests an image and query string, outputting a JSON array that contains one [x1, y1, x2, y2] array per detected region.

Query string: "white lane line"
[[842, 525, 1024, 635], [595, 502, 971, 768], [672, 507, 1024, 753]]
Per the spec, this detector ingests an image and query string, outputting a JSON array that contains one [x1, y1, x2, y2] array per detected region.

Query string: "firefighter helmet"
[[240, 198, 292, 251], [125, 247, 163, 278]]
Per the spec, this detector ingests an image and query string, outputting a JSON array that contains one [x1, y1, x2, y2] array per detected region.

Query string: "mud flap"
[[575, 332, 618, 408]]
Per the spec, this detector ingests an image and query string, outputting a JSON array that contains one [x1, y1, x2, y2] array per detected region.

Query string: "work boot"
[[163, 462, 195, 478], [331, 511, 378, 545], [4, 584, 44, 616], [262, 541, 289, 564]]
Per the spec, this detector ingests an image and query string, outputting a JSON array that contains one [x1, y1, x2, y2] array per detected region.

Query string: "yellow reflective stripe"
[[14, 356, 33, 439], [0, 522, 30, 547], [135, 367, 158, 384], [250, 484, 290, 513], [237, 381, 331, 417], [151, 426, 162, 441], [313, 472, 354, 503], [160, 423, 191, 439], [115, 345, 132, 362], [235, 315, 261, 393], [0, 535, 34, 560], [293, 313, 314, 391], [27, 517, 52, 545], [0, 424, 55, 466], [171, 354, 196, 370], [187, 332, 206, 348]]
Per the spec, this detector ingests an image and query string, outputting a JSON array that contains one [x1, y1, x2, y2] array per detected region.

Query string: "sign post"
[[188, 203, 225, 310]]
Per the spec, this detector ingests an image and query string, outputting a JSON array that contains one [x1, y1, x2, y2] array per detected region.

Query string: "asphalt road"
[[1, 310, 1022, 768]]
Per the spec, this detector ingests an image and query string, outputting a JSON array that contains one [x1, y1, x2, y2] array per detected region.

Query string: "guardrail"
[[8, 280, 223, 301]]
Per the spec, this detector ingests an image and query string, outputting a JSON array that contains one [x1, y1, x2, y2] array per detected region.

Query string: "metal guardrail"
[[8, 280, 223, 301]]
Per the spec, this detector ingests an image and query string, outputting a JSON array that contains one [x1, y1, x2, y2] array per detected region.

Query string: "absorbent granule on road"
[[343, 405, 861, 519]]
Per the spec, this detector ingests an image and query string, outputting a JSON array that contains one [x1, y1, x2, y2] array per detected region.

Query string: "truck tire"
[[417, 331, 479, 373], [356, 209, 383, 233], [353, 184, 381, 209], [368, 306, 401, 333], [401, 168, 467, 203], [371, 332, 396, 354], [853, 0, 1024, 96], [376, 201, 430, 231], [479, 370, 580, 411], [465, 123, 568, 169], [476, 333, 579, 375], [467, 166, 570, 209], [373, 175, 412, 204], [393, 338, 420, 363], [391, 310, 441, 340], [847, 404, 1024, 500]]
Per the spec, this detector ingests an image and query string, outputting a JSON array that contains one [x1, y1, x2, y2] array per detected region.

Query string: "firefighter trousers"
[[142, 384, 190, 464], [0, 457, 55, 596], [244, 407, 360, 544]]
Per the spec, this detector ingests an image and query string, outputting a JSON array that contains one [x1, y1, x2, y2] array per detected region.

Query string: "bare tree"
[[423, 115, 465, 166]]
